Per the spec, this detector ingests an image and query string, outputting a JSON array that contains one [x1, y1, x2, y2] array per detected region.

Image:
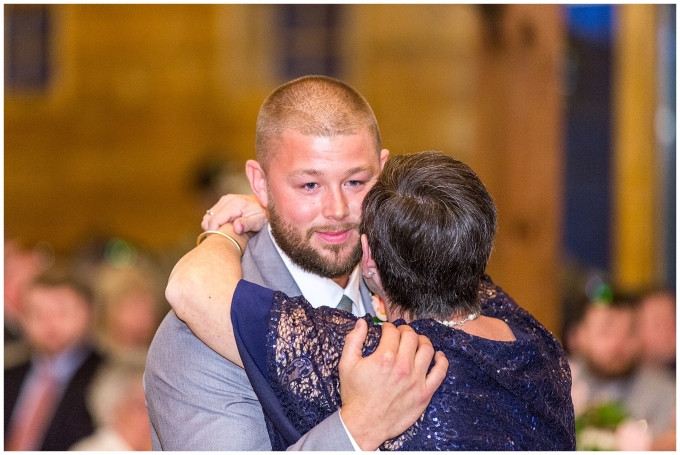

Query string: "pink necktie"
[[6, 363, 59, 451]]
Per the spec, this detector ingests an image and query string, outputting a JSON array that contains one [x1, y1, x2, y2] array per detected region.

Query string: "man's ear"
[[361, 234, 378, 278], [245, 160, 269, 207], [379, 149, 389, 171]]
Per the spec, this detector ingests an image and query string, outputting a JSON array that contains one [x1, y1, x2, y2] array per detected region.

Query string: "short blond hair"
[[255, 75, 381, 172]]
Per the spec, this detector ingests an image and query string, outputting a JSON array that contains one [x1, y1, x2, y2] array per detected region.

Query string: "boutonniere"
[[371, 293, 387, 324]]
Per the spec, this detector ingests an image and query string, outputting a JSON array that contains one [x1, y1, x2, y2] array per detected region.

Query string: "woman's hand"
[[202, 194, 266, 234], [338, 319, 448, 450]]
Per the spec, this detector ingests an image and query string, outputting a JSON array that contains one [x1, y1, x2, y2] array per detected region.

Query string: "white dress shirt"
[[70, 428, 133, 451]]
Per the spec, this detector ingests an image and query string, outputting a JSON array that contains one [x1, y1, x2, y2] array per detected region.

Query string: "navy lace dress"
[[231, 275, 576, 451]]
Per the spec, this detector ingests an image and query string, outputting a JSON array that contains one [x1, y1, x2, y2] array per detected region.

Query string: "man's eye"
[[302, 183, 318, 190]]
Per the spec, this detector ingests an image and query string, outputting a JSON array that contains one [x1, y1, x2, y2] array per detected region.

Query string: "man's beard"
[[585, 356, 638, 381], [268, 201, 362, 279]]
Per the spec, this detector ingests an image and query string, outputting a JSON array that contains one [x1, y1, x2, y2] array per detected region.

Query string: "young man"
[[569, 293, 676, 450], [144, 76, 444, 450], [4, 268, 105, 451]]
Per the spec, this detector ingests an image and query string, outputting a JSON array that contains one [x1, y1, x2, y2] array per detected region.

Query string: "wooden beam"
[[612, 4, 659, 290], [475, 4, 565, 335]]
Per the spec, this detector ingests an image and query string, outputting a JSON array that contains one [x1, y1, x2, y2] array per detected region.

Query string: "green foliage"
[[575, 401, 628, 432]]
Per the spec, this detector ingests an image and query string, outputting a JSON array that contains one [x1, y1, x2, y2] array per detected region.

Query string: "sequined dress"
[[231, 275, 576, 451]]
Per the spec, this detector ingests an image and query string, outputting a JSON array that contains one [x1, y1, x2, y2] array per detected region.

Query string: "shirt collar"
[[32, 345, 89, 383], [268, 225, 366, 316]]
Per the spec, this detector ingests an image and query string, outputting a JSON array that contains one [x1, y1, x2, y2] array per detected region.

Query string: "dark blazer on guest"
[[4, 348, 105, 451]]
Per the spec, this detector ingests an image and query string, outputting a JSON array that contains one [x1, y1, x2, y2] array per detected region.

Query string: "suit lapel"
[[242, 224, 302, 297]]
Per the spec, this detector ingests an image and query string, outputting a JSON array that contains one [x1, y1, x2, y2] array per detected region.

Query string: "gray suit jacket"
[[144, 225, 373, 450]]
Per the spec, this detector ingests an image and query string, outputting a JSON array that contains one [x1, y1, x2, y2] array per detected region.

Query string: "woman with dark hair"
[[166, 151, 575, 450]]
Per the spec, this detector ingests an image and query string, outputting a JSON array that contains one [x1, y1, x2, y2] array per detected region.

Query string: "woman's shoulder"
[[478, 276, 563, 346]]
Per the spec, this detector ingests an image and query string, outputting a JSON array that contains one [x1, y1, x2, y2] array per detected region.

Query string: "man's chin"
[[269, 213, 362, 279], [317, 239, 352, 251], [587, 361, 637, 380], [291, 243, 361, 278], [313, 250, 356, 268]]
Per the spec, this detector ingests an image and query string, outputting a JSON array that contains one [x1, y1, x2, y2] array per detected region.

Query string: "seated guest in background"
[[93, 264, 163, 365], [4, 239, 51, 368], [70, 359, 151, 451], [4, 265, 106, 451], [569, 292, 676, 450], [167, 151, 576, 450], [637, 288, 676, 377]]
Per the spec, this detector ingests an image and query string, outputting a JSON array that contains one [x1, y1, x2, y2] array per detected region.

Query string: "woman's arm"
[[165, 223, 248, 367]]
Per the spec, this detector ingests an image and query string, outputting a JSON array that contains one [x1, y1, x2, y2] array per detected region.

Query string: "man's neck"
[[331, 275, 350, 288]]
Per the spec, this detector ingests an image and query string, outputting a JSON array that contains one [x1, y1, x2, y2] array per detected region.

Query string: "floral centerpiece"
[[575, 401, 651, 451]]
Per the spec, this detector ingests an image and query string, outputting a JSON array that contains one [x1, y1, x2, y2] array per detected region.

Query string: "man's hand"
[[202, 194, 267, 234], [338, 319, 448, 450]]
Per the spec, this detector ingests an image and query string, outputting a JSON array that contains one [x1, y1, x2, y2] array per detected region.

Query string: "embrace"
[[144, 76, 576, 451]]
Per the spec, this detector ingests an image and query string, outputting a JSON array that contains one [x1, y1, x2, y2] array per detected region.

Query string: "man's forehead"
[[586, 305, 633, 325], [26, 284, 88, 305], [287, 165, 375, 179], [263, 129, 382, 177], [276, 128, 376, 147]]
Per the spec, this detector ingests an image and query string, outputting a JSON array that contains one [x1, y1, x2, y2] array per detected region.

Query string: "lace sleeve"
[[265, 292, 381, 439]]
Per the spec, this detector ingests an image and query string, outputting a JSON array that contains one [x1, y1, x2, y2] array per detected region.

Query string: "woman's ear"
[[246, 160, 268, 207], [362, 234, 391, 321]]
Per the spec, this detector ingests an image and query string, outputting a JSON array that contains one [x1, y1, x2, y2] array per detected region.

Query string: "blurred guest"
[[192, 153, 252, 211], [4, 239, 51, 367], [70, 359, 151, 451], [637, 288, 676, 376], [559, 267, 610, 357], [4, 265, 105, 451], [569, 292, 675, 450], [93, 264, 162, 365]]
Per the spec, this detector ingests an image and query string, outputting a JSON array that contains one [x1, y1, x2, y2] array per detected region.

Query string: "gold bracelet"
[[196, 230, 244, 257]]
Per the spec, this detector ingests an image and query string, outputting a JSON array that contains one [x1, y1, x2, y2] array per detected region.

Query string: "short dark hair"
[[28, 263, 95, 308], [360, 151, 497, 320], [576, 289, 641, 325]]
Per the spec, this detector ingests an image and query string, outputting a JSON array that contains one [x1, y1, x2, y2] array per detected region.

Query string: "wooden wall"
[[5, 5, 275, 254], [474, 5, 565, 335], [345, 5, 479, 163]]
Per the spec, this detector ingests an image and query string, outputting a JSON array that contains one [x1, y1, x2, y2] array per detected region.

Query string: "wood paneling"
[[475, 4, 565, 334], [5, 5, 272, 254], [344, 4, 479, 161]]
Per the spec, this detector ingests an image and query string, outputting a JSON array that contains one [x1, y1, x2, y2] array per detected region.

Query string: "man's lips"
[[315, 229, 352, 244]]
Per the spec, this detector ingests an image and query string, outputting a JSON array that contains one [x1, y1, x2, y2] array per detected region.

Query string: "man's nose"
[[322, 187, 349, 220]]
